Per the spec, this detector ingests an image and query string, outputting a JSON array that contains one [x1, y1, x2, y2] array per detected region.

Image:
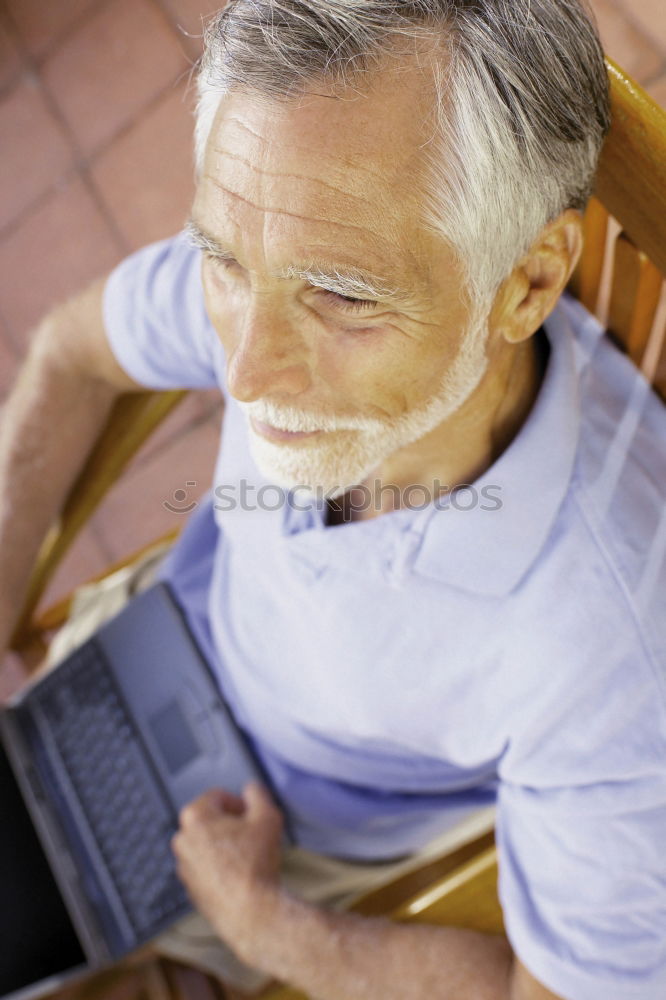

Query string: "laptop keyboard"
[[32, 641, 188, 937]]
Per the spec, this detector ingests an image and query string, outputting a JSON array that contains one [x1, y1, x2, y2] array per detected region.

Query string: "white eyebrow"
[[185, 219, 236, 261], [278, 263, 399, 300], [185, 218, 405, 302]]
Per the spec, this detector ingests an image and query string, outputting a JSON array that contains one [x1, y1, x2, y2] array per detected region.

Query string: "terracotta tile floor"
[[0, 0, 665, 610]]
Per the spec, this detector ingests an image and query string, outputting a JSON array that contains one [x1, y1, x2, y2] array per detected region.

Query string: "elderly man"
[[1, 1, 665, 998]]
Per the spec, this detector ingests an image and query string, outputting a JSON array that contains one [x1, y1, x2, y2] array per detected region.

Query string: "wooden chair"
[[7, 59, 666, 1000]]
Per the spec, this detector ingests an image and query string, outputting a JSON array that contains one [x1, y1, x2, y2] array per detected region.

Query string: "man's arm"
[[0, 276, 143, 660], [172, 786, 565, 1000], [245, 892, 562, 1000]]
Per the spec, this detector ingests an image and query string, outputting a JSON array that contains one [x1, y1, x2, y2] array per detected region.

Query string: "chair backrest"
[[569, 60, 666, 396], [10, 58, 666, 657]]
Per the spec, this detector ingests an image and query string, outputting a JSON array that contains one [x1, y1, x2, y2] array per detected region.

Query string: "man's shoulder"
[[110, 230, 201, 300], [539, 296, 666, 674], [562, 294, 666, 478], [566, 298, 665, 587], [102, 230, 223, 392]]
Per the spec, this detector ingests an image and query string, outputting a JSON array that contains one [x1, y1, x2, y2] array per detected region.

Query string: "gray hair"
[[194, 1, 610, 313]]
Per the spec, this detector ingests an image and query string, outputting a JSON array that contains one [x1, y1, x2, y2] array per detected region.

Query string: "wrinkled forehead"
[[200, 50, 440, 244]]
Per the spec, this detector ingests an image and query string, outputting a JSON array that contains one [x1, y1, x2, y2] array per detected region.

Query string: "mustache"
[[238, 400, 387, 434]]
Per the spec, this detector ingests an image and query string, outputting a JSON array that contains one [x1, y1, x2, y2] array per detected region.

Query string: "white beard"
[[237, 314, 489, 500]]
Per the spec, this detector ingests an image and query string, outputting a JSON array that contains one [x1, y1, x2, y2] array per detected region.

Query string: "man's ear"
[[489, 209, 584, 345]]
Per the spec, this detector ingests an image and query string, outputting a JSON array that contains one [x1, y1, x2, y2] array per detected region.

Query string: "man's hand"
[[171, 787, 565, 1000], [171, 782, 284, 961]]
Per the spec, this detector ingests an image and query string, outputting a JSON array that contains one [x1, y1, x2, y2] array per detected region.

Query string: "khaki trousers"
[[46, 548, 495, 993]]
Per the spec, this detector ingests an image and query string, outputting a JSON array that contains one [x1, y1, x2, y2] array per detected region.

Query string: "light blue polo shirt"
[[104, 232, 666, 1000]]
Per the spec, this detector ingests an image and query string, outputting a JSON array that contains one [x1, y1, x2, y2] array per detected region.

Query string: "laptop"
[[0, 581, 283, 1000]]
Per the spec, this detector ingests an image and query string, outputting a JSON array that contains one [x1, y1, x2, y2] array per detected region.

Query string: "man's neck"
[[326, 329, 549, 526]]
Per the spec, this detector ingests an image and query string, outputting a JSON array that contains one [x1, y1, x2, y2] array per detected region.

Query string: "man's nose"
[[225, 299, 312, 403]]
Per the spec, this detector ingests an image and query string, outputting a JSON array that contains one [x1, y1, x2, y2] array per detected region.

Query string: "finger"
[[244, 781, 281, 823], [204, 786, 245, 816], [179, 787, 243, 827]]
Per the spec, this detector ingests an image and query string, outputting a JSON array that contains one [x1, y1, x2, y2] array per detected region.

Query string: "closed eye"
[[322, 290, 378, 312], [204, 252, 237, 268], [202, 251, 379, 312]]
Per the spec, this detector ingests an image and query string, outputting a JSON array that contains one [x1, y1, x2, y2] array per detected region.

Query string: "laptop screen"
[[0, 741, 85, 998]]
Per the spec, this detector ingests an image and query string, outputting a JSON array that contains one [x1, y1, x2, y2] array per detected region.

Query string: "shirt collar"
[[409, 297, 584, 597]]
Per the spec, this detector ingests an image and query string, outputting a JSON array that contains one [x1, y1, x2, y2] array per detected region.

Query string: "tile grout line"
[[0, 164, 81, 245], [0, 5, 23, 98], [0, 67, 199, 250], [0, 302, 23, 363], [5, 0, 117, 73], [80, 68, 201, 253], [149, 0, 208, 65], [0, 2, 130, 257], [0, 0, 200, 253]]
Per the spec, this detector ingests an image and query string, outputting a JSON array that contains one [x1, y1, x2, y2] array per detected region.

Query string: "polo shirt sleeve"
[[102, 231, 221, 390], [496, 736, 666, 998]]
